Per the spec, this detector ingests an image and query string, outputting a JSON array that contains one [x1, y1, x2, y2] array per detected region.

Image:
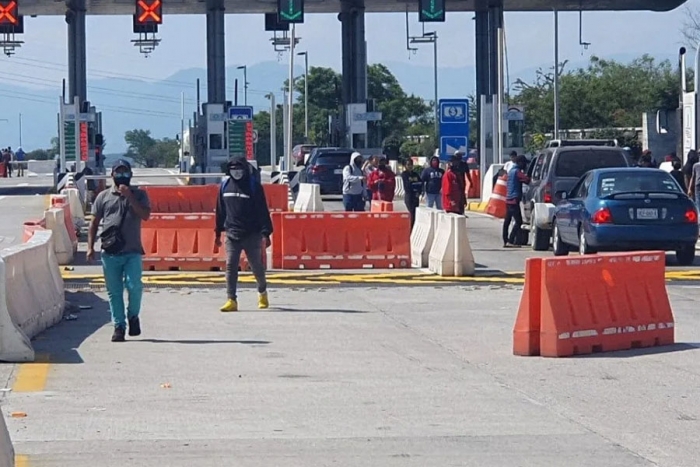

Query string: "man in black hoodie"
[[421, 156, 444, 209], [215, 155, 273, 312]]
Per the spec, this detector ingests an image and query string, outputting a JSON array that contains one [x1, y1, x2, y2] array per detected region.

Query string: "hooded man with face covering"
[[215, 155, 273, 312]]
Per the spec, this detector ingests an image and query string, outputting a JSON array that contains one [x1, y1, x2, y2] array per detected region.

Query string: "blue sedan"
[[552, 168, 699, 265]]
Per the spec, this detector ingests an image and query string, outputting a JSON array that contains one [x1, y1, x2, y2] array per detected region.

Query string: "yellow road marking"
[[15, 455, 29, 467], [12, 353, 50, 393]]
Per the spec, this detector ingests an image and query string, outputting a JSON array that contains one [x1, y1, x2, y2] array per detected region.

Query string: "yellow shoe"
[[220, 299, 238, 312], [258, 292, 269, 309]]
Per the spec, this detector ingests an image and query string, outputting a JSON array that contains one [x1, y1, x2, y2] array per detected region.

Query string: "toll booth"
[[478, 100, 526, 167], [56, 96, 102, 190]]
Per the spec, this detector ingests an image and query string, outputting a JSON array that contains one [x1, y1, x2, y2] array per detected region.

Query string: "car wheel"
[[552, 222, 569, 256], [578, 227, 595, 255], [531, 225, 551, 251], [676, 243, 696, 266]]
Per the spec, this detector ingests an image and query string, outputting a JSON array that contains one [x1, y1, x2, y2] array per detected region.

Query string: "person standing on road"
[[503, 155, 530, 248], [342, 152, 366, 212], [367, 156, 396, 202], [215, 155, 273, 312], [14, 147, 24, 177], [401, 158, 423, 228], [683, 150, 698, 189], [670, 160, 686, 193], [454, 150, 473, 209], [442, 155, 465, 215], [421, 156, 444, 209], [87, 159, 151, 342]]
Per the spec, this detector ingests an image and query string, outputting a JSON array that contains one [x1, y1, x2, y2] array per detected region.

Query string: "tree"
[[682, 5, 700, 49], [511, 55, 686, 135], [124, 129, 178, 167]]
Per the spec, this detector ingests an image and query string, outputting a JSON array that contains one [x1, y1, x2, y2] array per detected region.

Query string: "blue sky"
[[0, 0, 697, 151], [1, 0, 696, 87]]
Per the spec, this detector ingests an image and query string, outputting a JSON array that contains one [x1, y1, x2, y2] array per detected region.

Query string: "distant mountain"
[[0, 53, 676, 153]]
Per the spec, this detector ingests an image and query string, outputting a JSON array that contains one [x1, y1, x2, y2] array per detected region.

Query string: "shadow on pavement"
[[266, 306, 367, 314], [33, 291, 111, 364], [136, 339, 270, 345], [577, 342, 700, 359]]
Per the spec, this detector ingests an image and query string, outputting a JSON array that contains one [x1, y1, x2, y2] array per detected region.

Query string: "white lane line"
[[17, 183, 29, 187], [166, 169, 186, 186]]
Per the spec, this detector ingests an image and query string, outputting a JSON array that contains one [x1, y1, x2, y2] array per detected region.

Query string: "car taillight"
[[592, 207, 613, 224], [685, 208, 698, 223], [543, 184, 552, 203], [310, 166, 325, 174]]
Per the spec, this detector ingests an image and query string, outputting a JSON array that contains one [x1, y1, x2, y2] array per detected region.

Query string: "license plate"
[[636, 208, 658, 220], [334, 169, 343, 174]]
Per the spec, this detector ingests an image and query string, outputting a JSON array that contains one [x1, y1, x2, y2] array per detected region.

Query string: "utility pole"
[[237, 65, 248, 105], [286, 24, 296, 173], [297, 51, 309, 141], [553, 9, 560, 140], [267, 93, 277, 171]]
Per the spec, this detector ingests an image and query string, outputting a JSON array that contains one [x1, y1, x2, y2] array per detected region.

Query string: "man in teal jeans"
[[87, 159, 151, 342]]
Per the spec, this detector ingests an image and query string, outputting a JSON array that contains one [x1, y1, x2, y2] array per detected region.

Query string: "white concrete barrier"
[[428, 212, 475, 276], [49, 195, 78, 252], [0, 412, 14, 467], [410, 207, 438, 268], [45, 208, 74, 265], [60, 187, 85, 227], [0, 230, 65, 362], [27, 159, 55, 175], [293, 183, 324, 212], [394, 176, 405, 198]]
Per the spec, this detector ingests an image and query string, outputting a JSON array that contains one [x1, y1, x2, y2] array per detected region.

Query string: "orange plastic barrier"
[[279, 212, 411, 269], [263, 184, 289, 212], [142, 213, 265, 272], [144, 183, 288, 214], [485, 173, 507, 219], [271, 212, 283, 269], [370, 201, 393, 212], [513, 252, 675, 357], [466, 169, 481, 199], [50, 194, 78, 246], [22, 219, 46, 243], [142, 185, 218, 213]]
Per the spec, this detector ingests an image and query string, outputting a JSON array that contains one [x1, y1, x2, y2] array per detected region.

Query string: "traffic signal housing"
[[133, 0, 162, 33], [0, 0, 23, 34], [418, 0, 445, 22]]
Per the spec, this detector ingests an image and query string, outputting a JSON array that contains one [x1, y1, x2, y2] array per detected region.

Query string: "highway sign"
[[440, 137, 468, 158], [228, 120, 254, 160], [277, 0, 304, 23], [418, 0, 445, 22], [439, 98, 470, 161], [252, 129, 259, 144], [228, 106, 253, 121]]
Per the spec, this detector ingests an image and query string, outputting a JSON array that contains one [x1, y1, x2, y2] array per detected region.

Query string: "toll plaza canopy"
[[16, 0, 688, 15]]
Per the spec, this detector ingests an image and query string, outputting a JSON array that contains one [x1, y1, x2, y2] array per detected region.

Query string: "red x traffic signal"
[[0, 0, 19, 25], [135, 0, 162, 25]]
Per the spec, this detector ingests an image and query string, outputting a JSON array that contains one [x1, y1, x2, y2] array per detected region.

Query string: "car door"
[[556, 176, 584, 242], [522, 152, 546, 223], [567, 173, 593, 242]]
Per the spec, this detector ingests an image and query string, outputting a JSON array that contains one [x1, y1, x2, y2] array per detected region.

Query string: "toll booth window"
[[209, 134, 223, 150], [507, 119, 525, 148]]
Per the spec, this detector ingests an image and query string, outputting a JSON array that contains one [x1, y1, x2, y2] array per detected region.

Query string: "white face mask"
[[230, 169, 244, 180]]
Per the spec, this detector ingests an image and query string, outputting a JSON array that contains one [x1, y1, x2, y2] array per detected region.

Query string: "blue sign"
[[228, 106, 254, 121], [439, 98, 470, 161]]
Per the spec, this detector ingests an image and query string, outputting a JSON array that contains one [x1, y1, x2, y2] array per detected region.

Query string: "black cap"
[[112, 159, 132, 172], [227, 155, 247, 168]]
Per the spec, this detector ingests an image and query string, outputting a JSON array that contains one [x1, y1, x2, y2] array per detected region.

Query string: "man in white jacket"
[[342, 152, 366, 211]]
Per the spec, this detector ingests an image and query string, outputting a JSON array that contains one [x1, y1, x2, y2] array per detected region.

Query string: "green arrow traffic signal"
[[278, 0, 304, 23], [419, 0, 445, 22]]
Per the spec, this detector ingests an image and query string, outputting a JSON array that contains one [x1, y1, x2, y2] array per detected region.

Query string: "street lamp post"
[[553, 9, 560, 140], [409, 32, 439, 142], [237, 65, 248, 105], [266, 93, 277, 171], [286, 24, 296, 173], [297, 51, 309, 141]]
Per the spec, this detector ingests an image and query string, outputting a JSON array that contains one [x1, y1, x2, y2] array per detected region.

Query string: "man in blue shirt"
[[503, 155, 530, 248]]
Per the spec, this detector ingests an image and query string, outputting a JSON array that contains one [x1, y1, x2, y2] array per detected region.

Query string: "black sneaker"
[[112, 326, 126, 342], [128, 317, 141, 337]]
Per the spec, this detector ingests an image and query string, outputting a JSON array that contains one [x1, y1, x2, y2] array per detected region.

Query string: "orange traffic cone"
[[485, 173, 508, 219]]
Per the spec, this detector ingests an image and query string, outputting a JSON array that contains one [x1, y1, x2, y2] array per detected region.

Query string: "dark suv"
[[522, 146, 634, 250], [298, 147, 357, 195]]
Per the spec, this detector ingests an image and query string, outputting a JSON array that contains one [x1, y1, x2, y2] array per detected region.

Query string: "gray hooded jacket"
[[342, 153, 365, 195]]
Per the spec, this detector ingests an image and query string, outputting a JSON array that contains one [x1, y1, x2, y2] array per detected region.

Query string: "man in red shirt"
[[367, 156, 396, 201], [442, 155, 464, 214]]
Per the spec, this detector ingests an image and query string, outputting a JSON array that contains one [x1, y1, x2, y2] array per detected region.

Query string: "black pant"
[[503, 203, 523, 245], [405, 197, 419, 228]]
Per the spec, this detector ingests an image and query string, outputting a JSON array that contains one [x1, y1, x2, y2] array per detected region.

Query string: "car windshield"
[[597, 171, 682, 197], [316, 153, 353, 165], [555, 150, 627, 177]]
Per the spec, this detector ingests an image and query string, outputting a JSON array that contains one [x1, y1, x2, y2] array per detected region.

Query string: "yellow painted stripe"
[[15, 455, 30, 467], [12, 353, 50, 393]]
